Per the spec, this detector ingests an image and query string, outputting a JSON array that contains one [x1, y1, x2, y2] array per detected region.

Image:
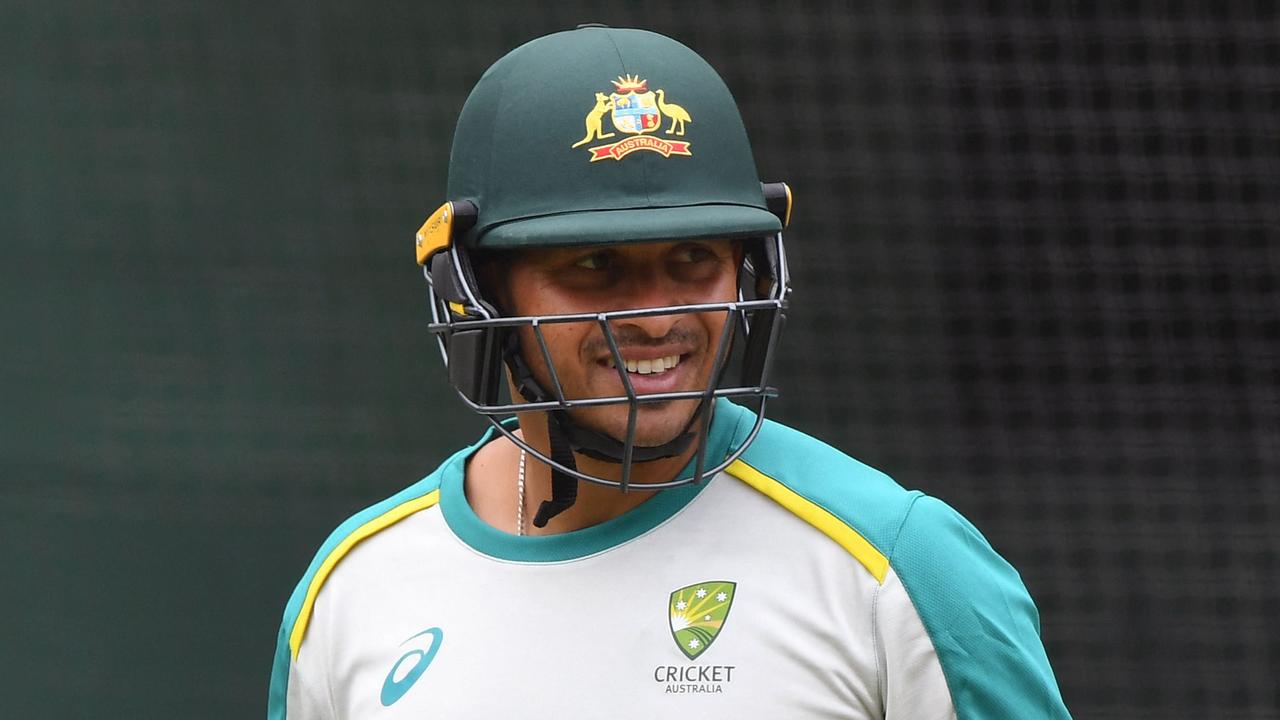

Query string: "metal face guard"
[[424, 233, 790, 491]]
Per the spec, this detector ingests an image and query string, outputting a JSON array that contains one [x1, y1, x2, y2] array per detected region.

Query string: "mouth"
[[602, 353, 686, 376]]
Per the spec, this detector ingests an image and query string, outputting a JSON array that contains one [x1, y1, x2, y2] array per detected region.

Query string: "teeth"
[[607, 354, 682, 374]]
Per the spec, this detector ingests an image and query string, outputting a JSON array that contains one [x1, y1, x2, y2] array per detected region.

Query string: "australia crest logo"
[[668, 581, 736, 660], [570, 74, 693, 162]]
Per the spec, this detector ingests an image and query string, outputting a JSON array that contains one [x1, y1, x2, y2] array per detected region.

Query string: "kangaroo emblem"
[[571, 92, 616, 148], [571, 75, 694, 162]]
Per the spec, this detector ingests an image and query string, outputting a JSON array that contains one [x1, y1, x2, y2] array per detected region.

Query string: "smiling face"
[[497, 239, 742, 447]]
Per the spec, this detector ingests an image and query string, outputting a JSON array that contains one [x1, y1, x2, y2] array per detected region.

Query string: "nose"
[[605, 265, 685, 339], [609, 310, 679, 342]]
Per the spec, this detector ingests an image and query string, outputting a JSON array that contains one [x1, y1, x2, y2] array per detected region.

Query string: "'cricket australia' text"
[[654, 665, 735, 694]]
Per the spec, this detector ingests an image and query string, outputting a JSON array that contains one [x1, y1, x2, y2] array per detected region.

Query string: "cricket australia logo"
[[570, 74, 693, 162], [668, 580, 736, 659]]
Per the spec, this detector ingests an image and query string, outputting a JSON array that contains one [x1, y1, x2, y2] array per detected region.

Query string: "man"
[[269, 25, 1070, 719]]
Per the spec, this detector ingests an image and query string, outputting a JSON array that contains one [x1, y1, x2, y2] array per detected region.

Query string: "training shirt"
[[268, 399, 1070, 719]]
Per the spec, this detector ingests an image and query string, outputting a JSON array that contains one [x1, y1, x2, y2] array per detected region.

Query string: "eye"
[[671, 243, 720, 264], [574, 250, 613, 271]]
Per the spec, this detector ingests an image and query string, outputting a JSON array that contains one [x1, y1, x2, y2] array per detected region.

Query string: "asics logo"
[[380, 627, 444, 707]]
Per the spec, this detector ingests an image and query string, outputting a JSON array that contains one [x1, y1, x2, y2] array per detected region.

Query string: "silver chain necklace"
[[516, 448, 527, 536]]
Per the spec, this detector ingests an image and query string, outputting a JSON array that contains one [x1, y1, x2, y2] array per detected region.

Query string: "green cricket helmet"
[[415, 25, 792, 526]]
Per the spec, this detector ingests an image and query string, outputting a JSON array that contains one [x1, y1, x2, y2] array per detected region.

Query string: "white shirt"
[[269, 401, 1069, 719]]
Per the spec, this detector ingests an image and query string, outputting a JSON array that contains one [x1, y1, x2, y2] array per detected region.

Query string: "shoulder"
[[730, 416, 922, 580], [733, 415, 1028, 590], [733, 418, 1069, 716], [275, 447, 464, 663], [730, 417, 1024, 592]]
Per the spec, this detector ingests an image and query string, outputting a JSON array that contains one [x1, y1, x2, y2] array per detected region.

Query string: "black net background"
[[2, 1, 1277, 718]]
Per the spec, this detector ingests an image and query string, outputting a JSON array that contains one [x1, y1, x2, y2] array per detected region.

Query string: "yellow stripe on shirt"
[[289, 490, 441, 659], [727, 460, 889, 584]]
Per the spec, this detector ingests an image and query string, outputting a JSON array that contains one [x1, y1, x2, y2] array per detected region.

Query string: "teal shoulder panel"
[[890, 496, 1071, 719], [738, 419, 1069, 717], [266, 444, 468, 719], [738, 416, 920, 555]]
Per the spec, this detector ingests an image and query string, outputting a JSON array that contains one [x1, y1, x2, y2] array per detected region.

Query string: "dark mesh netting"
[[3, 1, 1276, 717]]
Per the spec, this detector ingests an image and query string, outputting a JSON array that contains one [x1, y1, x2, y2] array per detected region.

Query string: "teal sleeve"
[[267, 614, 292, 719], [268, 571, 314, 719], [889, 495, 1071, 719]]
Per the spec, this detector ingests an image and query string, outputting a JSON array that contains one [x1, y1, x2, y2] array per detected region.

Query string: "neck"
[[463, 412, 704, 536], [519, 409, 701, 533]]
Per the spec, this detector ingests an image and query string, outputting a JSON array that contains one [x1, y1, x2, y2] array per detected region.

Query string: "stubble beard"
[[569, 396, 703, 449]]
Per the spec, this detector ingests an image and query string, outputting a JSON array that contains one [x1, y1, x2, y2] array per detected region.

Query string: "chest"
[[318, 514, 886, 719]]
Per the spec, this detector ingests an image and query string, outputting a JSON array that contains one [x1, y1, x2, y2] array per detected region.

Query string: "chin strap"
[[531, 412, 579, 528], [504, 332, 699, 527]]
